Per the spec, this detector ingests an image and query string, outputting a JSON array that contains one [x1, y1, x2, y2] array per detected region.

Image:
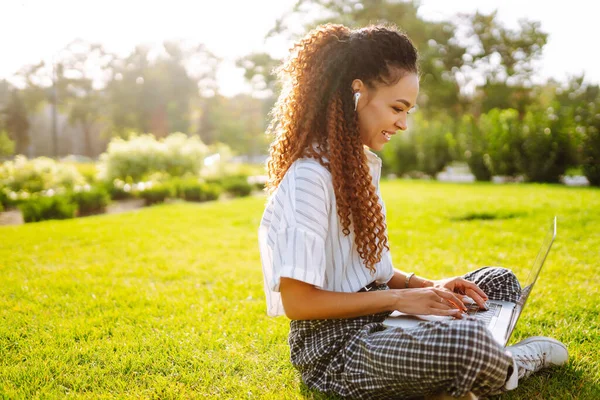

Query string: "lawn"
[[1, 180, 598, 399]]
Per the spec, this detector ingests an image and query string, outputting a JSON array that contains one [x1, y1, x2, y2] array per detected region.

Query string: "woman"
[[258, 24, 568, 399]]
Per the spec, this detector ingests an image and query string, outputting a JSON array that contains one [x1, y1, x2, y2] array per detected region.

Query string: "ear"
[[351, 79, 364, 93]]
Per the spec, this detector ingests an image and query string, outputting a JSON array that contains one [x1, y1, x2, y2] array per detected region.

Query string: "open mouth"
[[382, 130, 393, 141]]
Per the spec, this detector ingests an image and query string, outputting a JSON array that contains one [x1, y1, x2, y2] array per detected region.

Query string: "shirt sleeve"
[[270, 163, 330, 292]]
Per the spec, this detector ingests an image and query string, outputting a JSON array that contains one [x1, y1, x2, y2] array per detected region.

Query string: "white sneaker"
[[506, 336, 569, 380]]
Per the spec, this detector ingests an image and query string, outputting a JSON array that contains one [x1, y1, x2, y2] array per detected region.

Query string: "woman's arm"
[[388, 269, 489, 309], [280, 277, 467, 320], [387, 269, 433, 289]]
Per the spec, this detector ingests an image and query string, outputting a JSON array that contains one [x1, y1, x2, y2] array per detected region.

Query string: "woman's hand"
[[432, 277, 489, 310], [393, 287, 468, 318]]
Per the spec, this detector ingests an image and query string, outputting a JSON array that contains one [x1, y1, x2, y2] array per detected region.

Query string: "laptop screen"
[[505, 217, 557, 343]]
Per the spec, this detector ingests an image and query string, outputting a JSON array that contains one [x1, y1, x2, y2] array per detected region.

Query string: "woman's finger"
[[429, 306, 464, 319], [462, 279, 488, 300], [436, 290, 467, 312], [466, 288, 488, 310]]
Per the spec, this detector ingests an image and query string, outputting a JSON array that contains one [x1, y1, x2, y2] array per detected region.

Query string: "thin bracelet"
[[405, 272, 415, 288]]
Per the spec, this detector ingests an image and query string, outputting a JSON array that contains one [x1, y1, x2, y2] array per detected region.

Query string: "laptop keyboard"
[[466, 302, 501, 326]]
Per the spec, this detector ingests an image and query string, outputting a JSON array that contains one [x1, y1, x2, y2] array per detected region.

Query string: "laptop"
[[383, 217, 557, 347]]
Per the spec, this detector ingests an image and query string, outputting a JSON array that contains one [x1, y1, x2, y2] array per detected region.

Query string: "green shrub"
[[138, 182, 174, 205], [71, 163, 99, 183], [460, 114, 492, 181], [19, 195, 77, 223], [481, 108, 523, 177], [98, 133, 208, 182], [0, 156, 85, 194], [70, 186, 110, 216], [220, 176, 252, 197], [582, 126, 600, 186], [0, 187, 8, 209], [101, 179, 137, 200], [247, 175, 267, 191], [0, 130, 15, 157], [413, 114, 453, 177], [175, 179, 222, 202], [579, 97, 600, 186], [379, 131, 418, 177], [518, 108, 576, 183], [466, 151, 493, 181]]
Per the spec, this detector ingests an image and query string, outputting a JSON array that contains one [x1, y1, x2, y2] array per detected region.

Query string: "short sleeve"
[[271, 163, 330, 290], [258, 161, 331, 315]]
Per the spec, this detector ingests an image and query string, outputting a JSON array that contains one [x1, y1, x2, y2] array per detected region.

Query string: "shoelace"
[[514, 352, 548, 378]]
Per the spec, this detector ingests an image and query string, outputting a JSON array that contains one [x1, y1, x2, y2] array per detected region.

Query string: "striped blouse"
[[258, 147, 395, 316]]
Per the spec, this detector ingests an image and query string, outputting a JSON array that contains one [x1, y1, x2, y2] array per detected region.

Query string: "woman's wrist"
[[410, 275, 433, 288]]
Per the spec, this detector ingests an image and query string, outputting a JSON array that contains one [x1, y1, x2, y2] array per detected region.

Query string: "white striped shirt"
[[258, 147, 395, 316]]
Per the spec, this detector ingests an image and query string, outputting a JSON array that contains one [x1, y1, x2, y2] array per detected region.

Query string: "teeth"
[[382, 131, 391, 140]]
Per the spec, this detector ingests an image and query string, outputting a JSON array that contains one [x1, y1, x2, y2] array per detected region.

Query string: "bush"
[[582, 126, 600, 186], [480, 108, 523, 177], [101, 179, 137, 200], [379, 131, 418, 177], [0, 130, 15, 158], [175, 179, 222, 202], [98, 133, 209, 182], [518, 107, 576, 183], [138, 182, 174, 205], [0, 188, 8, 210], [70, 186, 110, 216], [19, 195, 77, 223], [0, 156, 85, 194], [460, 114, 492, 181], [71, 163, 99, 184], [580, 98, 600, 186], [220, 176, 252, 197], [413, 114, 453, 177]]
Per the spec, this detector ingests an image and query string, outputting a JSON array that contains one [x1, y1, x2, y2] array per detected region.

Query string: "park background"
[[1, 0, 599, 398]]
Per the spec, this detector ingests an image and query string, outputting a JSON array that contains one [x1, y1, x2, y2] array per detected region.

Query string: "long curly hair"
[[266, 24, 418, 272]]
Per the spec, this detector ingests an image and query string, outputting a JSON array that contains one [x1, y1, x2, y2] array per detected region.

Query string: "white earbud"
[[353, 92, 361, 111]]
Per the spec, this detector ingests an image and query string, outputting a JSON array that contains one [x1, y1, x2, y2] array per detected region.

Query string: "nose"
[[395, 115, 407, 131]]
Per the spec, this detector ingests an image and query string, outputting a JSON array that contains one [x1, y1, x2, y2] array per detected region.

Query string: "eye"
[[392, 107, 403, 113]]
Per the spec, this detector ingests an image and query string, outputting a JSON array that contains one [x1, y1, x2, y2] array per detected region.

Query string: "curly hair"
[[265, 24, 418, 273]]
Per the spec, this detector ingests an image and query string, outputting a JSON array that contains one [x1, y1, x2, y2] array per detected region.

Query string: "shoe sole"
[[510, 336, 568, 353]]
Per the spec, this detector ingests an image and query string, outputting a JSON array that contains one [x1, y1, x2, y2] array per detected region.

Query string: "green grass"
[[1, 180, 599, 399]]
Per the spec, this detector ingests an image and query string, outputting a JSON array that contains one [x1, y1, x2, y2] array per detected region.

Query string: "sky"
[[0, 0, 597, 97]]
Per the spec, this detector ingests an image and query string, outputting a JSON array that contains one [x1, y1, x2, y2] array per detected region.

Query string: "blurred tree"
[[15, 41, 114, 157], [517, 105, 576, 183], [0, 130, 15, 157], [198, 94, 271, 156], [251, 0, 467, 119], [378, 127, 418, 177], [551, 76, 600, 185], [479, 108, 522, 176], [411, 113, 453, 176], [2, 90, 30, 155], [106, 41, 219, 139], [461, 114, 492, 181], [60, 40, 114, 157], [582, 115, 600, 186], [462, 11, 548, 115], [196, 95, 219, 145], [236, 52, 281, 96], [0, 80, 10, 106]]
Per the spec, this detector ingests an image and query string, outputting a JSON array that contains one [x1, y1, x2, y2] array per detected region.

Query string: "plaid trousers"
[[288, 267, 522, 399]]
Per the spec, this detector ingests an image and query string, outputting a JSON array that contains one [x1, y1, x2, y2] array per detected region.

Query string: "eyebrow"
[[395, 99, 413, 108]]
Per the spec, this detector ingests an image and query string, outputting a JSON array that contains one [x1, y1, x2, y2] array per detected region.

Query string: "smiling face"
[[353, 72, 419, 151]]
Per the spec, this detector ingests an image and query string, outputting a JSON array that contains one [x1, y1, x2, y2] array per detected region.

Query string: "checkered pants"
[[288, 267, 522, 399]]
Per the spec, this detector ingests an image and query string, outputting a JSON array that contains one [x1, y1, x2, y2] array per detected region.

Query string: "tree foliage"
[[2, 90, 30, 155]]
